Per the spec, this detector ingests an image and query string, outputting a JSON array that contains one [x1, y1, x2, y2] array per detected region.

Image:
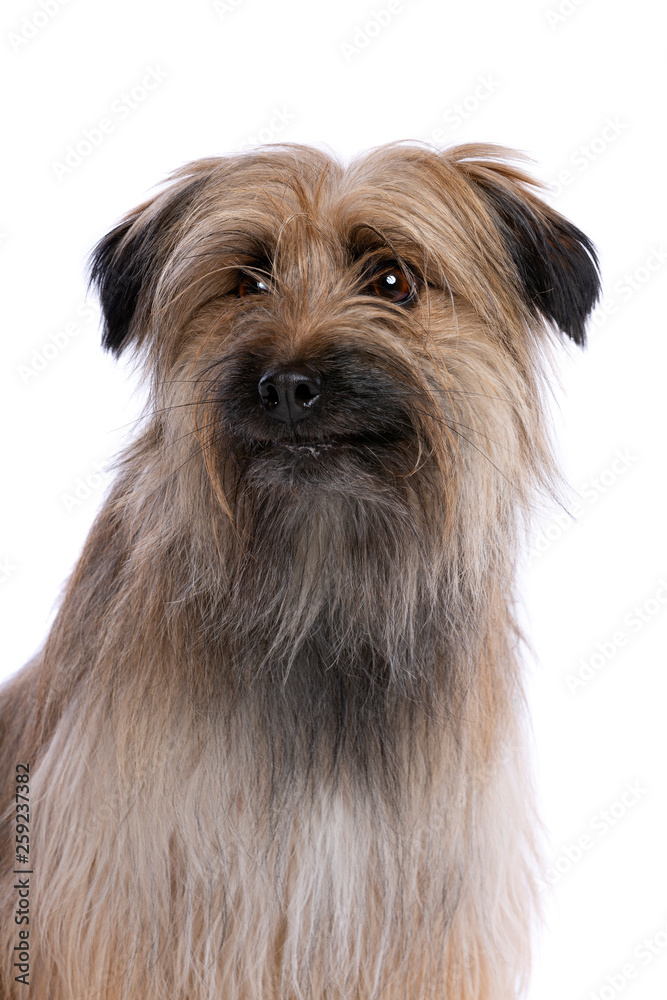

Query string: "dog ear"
[[457, 150, 601, 345], [88, 176, 205, 356]]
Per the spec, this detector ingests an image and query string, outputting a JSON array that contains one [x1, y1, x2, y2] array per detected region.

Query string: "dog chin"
[[237, 439, 362, 489]]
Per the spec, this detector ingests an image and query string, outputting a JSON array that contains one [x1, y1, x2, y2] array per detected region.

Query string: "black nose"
[[258, 365, 322, 424]]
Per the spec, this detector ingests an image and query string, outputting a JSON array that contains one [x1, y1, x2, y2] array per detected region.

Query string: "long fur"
[[0, 143, 600, 999]]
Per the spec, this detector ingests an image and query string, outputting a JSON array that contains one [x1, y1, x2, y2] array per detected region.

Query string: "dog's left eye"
[[237, 274, 270, 297], [366, 265, 415, 304]]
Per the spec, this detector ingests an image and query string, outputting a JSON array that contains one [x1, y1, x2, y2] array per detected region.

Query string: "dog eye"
[[237, 274, 270, 297], [366, 265, 415, 304]]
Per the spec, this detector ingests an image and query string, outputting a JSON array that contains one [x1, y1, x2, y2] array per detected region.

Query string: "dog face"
[[91, 144, 598, 488], [88, 143, 600, 773]]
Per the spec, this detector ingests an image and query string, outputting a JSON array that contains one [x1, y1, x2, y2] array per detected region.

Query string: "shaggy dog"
[[0, 143, 599, 999]]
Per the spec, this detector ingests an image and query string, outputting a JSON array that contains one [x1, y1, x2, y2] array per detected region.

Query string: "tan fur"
[[0, 143, 599, 998]]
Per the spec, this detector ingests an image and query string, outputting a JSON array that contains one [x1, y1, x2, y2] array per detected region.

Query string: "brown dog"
[[0, 143, 599, 998]]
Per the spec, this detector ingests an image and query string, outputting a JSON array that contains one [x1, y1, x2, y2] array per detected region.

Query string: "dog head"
[[88, 144, 600, 765], [90, 143, 598, 498]]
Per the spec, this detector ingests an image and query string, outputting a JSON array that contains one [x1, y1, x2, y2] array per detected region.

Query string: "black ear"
[[88, 179, 204, 356], [478, 180, 601, 346]]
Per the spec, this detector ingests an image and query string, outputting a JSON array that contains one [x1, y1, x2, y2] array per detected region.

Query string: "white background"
[[1, 1, 666, 997]]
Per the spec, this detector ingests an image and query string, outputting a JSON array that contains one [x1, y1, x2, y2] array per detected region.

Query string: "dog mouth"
[[246, 431, 401, 461], [270, 441, 335, 458]]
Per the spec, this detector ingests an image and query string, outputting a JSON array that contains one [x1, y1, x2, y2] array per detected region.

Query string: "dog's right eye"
[[237, 274, 269, 297]]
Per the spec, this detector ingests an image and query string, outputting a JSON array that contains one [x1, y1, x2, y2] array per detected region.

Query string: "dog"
[[0, 142, 599, 999]]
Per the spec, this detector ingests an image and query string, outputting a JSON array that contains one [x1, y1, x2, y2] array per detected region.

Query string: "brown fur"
[[0, 143, 599, 998]]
